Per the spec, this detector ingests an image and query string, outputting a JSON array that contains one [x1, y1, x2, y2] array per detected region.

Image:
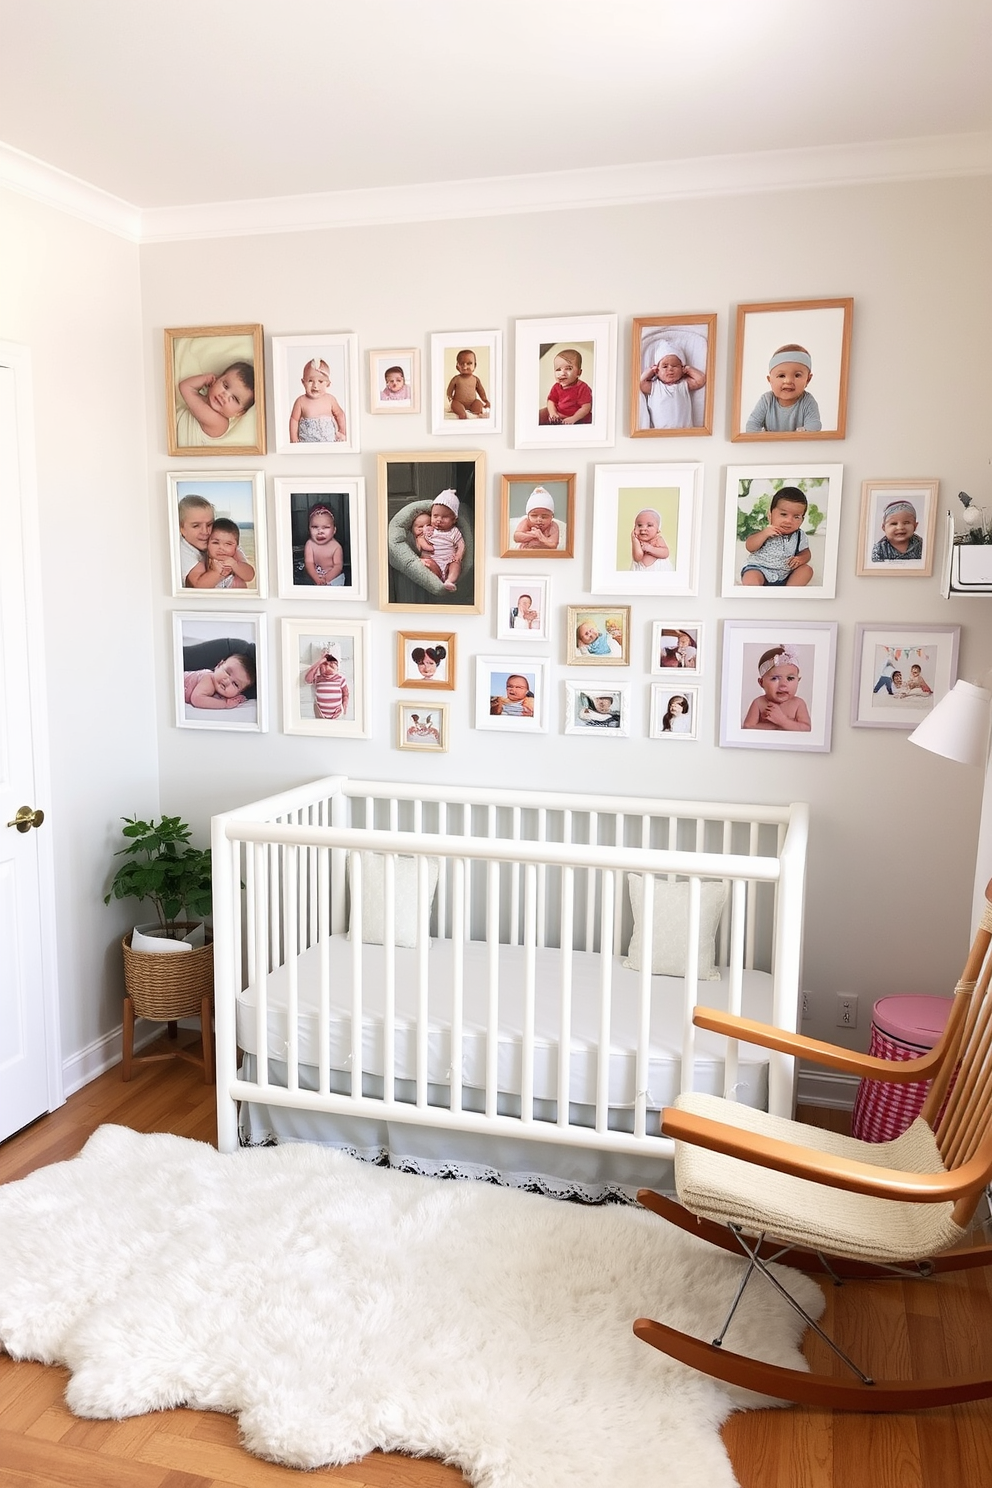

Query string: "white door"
[[0, 351, 62, 1142]]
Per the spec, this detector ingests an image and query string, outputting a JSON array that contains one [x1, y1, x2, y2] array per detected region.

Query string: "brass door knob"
[[6, 805, 45, 833]]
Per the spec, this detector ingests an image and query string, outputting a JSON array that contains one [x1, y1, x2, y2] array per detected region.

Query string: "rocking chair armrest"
[[661, 1106, 988, 1204], [691, 1008, 942, 1082]]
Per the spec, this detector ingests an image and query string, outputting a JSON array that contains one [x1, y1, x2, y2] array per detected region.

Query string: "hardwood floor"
[[2, 1056, 991, 1487]]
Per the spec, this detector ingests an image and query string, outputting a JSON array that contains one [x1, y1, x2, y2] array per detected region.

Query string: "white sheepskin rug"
[[0, 1125, 825, 1487]]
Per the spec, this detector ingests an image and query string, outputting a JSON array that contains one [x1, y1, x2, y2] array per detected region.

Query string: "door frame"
[[1, 339, 64, 1118]]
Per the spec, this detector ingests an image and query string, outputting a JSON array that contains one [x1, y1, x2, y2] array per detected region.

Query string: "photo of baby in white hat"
[[415, 488, 465, 592], [501, 474, 573, 559]]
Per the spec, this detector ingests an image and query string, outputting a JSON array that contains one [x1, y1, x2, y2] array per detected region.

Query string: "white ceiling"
[[1, 0, 990, 217]]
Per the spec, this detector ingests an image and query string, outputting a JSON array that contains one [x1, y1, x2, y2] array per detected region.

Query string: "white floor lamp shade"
[[908, 679, 991, 766]]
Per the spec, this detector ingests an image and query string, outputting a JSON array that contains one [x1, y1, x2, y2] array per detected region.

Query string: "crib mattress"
[[237, 935, 775, 1110]]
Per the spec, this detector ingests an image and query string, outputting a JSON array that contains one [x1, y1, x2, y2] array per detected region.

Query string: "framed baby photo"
[[566, 605, 630, 665], [281, 617, 369, 738], [273, 476, 368, 601], [271, 332, 360, 455], [500, 473, 575, 559], [720, 620, 837, 753], [590, 463, 701, 597], [722, 465, 843, 600], [731, 297, 853, 443], [396, 630, 456, 690], [851, 623, 959, 730], [513, 314, 617, 450], [474, 656, 550, 734], [397, 703, 449, 753], [167, 471, 266, 599], [651, 622, 703, 676], [649, 684, 700, 741], [430, 331, 502, 436], [368, 348, 420, 415], [630, 314, 716, 439], [856, 479, 939, 577], [173, 611, 267, 734], [563, 682, 630, 737], [495, 577, 551, 642], [164, 324, 265, 459], [377, 451, 485, 614]]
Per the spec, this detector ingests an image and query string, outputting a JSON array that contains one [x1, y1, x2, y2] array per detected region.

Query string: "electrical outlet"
[[801, 992, 810, 1020], [836, 993, 858, 1028]]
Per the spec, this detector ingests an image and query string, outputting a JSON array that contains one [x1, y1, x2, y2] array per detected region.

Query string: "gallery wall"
[[139, 171, 992, 1053]]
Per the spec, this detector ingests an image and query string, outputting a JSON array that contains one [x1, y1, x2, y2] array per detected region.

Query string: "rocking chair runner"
[[635, 884, 992, 1411]]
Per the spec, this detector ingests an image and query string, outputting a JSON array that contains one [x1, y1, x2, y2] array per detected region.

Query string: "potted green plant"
[[105, 815, 214, 1035]]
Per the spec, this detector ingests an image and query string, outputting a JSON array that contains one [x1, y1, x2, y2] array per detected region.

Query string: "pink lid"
[[872, 995, 953, 1045]]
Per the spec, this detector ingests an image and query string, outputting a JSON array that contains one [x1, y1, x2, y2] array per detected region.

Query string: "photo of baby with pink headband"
[[742, 646, 812, 732], [746, 345, 822, 433]]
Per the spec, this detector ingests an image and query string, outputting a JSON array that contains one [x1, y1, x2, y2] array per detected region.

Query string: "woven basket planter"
[[121, 923, 213, 1021]]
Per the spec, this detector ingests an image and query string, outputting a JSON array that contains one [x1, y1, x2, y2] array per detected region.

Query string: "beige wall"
[[0, 188, 159, 1074], [141, 173, 992, 1052]]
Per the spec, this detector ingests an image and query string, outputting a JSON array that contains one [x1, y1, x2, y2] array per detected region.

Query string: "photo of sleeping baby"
[[564, 683, 630, 736], [174, 614, 263, 733], [165, 326, 264, 458], [380, 455, 482, 613]]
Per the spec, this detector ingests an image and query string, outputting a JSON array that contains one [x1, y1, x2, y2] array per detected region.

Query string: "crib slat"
[[383, 853, 396, 1101], [680, 876, 701, 1097], [284, 847, 300, 1092], [317, 846, 331, 1095], [485, 860, 500, 1119], [450, 857, 465, 1113], [252, 843, 269, 1091], [557, 866, 574, 1129], [521, 864, 537, 1124], [634, 872, 653, 1140], [746, 820, 759, 968], [416, 854, 429, 1109], [595, 869, 615, 1134], [350, 853, 363, 1099], [724, 877, 747, 1100]]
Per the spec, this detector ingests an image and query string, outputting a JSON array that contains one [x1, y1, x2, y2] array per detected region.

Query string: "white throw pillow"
[[347, 852, 440, 947], [623, 876, 727, 980]]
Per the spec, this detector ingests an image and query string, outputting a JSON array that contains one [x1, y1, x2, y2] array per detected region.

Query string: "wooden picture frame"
[[430, 331, 502, 435], [397, 703, 449, 752], [164, 324, 265, 458], [396, 631, 456, 690], [720, 620, 837, 753], [377, 452, 484, 613], [500, 473, 575, 559], [281, 618, 369, 738], [630, 314, 716, 438], [731, 298, 853, 442], [722, 465, 843, 599], [173, 612, 266, 733], [271, 332, 360, 454], [368, 348, 420, 414], [167, 471, 266, 598], [273, 476, 368, 601], [856, 479, 939, 577], [566, 605, 630, 665], [513, 314, 617, 449], [590, 463, 701, 597], [851, 623, 959, 730]]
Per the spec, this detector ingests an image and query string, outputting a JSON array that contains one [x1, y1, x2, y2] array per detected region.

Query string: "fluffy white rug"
[[0, 1125, 824, 1487]]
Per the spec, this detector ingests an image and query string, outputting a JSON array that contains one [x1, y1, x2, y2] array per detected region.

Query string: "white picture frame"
[[273, 475, 368, 601], [648, 684, 700, 740], [851, 623, 960, 730], [495, 576, 551, 642], [720, 620, 837, 752], [397, 703, 449, 752], [281, 618, 370, 738], [474, 656, 549, 733], [368, 348, 420, 414], [650, 622, 703, 676], [563, 682, 630, 736], [513, 314, 617, 449], [173, 612, 267, 733], [271, 332, 360, 455], [167, 471, 266, 599], [430, 331, 502, 436], [722, 465, 843, 600], [590, 463, 701, 597]]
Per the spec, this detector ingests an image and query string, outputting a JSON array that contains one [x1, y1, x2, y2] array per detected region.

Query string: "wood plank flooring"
[[2, 1051, 991, 1487]]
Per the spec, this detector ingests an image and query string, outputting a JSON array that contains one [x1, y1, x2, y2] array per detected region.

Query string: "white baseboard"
[[796, 1067, 860, 1111], [61, 1019, 168, 1097]]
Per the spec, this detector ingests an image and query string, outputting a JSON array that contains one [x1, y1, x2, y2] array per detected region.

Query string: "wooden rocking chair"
[[634, 886, 992, 1410]]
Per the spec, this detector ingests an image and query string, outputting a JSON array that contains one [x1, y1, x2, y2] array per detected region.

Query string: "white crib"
[[211, 777, 808, 1200]]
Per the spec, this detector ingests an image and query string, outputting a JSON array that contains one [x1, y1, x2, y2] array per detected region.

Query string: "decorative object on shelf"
[[957, 490, 991, 541], [941, 494, 992, 595], [630, 313, 716, 439], [855, 478, 939, 577], [164, 324, 265, 459], [104, 814, 214, 1083], [730, 297, 853, 442]]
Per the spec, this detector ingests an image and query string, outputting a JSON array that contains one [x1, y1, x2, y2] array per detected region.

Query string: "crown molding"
[[2, 132, 990, 245], [0, 141, 141, 240]]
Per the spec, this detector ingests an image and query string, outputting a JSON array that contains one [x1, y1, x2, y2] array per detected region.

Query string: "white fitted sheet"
[[237, 935, 775, 1111]]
